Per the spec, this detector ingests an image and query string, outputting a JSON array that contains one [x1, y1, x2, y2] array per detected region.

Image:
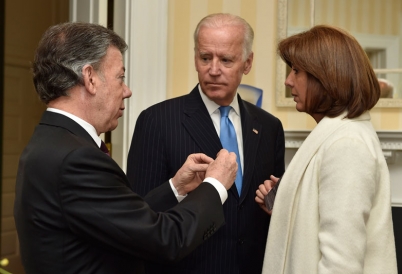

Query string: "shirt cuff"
[[169, 179, 187, 202], [169, 178, 228, 204]]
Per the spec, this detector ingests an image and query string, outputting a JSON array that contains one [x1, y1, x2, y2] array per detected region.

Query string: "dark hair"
[[194, 13, 254, 61], [278, 25, 380, 119], [33, 22, 128, 104]]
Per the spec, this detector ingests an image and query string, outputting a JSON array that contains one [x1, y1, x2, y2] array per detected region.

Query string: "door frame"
[[69, 0, 168, 171]]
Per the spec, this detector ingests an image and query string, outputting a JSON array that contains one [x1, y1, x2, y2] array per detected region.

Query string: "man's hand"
[[172, 149, 237, 195], [205, 149, 237, 190], [255, 175, 280, 215], [172, 153, 214, 195]]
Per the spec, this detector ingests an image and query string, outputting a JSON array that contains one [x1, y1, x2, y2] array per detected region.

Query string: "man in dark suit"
[[14, 22, 239, 274], [127, 13, 285, 274]]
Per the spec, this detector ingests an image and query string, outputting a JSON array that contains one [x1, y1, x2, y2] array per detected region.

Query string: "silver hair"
[[33, 22, 127, 104], [193, 13, 254, 61]]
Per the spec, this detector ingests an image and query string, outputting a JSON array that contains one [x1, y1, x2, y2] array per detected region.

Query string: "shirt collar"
[[197, 84, 240, 116], [46, 108, 102, 147]]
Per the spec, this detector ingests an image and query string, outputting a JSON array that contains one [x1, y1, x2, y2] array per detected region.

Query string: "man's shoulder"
[[135, 95, 192, 128], [144, 93, 189, 112], [34, 125, 97, 155], [241, 100, 280, 122], [139, 90, 206, 120]]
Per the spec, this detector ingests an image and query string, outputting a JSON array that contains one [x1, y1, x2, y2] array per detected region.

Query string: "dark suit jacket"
[[14, 111, 225, 274], [127, 85, 285, 274]]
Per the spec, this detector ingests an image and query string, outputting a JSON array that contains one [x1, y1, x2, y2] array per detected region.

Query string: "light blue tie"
[[219, 106, 243, 195]]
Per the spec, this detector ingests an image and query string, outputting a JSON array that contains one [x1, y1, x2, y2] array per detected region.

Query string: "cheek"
[[302, 82, 309, 95], [232, 66, 245, 77], [108, 89, 122, 108], [227, 69, 244, 84], [196, 64, 208, 74], [195, 59, 204, 70]]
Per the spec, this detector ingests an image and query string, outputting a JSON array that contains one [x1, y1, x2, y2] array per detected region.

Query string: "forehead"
[[102, 46, 124, 71], [196, 26, 244, 54]]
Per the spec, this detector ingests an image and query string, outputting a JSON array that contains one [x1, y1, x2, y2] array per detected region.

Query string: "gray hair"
[[193, 13, 254, 61], [33, 22, 127, 104]]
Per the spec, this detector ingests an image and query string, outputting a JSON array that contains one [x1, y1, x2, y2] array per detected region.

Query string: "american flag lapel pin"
[[253, 128, 258, 134]]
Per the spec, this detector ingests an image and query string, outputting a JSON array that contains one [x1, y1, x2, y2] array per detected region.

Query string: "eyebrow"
[[221, 54, 235, 59], [198, 51, 235, 59]]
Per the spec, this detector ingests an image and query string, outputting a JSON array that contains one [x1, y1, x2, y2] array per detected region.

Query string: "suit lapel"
[[182, 89, 261, 201], [182, 87, 223, 158], [238, 96, 261, 201]]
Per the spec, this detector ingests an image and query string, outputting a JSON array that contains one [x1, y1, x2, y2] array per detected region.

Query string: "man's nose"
[[124, 84, 132, 98], [209, 60, 221, 75]]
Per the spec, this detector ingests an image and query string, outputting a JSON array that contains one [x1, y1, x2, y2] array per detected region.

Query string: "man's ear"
[[82, 64, 97, 95], [243, 52, 254, 75], [194, 53, 199, 73]]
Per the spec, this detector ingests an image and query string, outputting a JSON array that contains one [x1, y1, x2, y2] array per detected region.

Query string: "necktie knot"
[[219, 106, 231, 118]]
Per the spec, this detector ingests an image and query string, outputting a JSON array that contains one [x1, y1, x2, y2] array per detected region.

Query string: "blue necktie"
[[219, 106, 242, 195]]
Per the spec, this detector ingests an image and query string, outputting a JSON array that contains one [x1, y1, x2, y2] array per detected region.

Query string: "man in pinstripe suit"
[[127, 13, 285, 274]]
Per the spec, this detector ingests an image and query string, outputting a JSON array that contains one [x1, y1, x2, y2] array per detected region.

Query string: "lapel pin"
[[253, 129, 258, 134]]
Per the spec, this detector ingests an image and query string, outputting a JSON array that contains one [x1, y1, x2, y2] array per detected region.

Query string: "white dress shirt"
[[198, 85, 244, 173]]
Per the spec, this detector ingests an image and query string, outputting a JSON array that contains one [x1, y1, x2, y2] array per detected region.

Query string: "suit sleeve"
[[59, 146, 224, 263], [143, 181, 179, 211], [318, 137, 376, 272], [127, 110, 171, 199]]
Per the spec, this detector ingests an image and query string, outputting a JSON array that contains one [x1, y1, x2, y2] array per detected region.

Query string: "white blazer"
[[262, 111, 397, 274]]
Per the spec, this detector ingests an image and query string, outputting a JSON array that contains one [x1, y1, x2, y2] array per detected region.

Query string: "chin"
[[205, 88, 224, 97], [295, 104, 305, 113], [110, 125, 118, 131], [108, 122, 119, 132]]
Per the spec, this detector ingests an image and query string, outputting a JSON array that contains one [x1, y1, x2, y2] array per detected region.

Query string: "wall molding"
[[393, 202, 402, 208], [285, 130, 402, 151]]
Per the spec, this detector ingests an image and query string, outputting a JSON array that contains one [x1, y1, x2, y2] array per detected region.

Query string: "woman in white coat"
[[256, 25, 397, 274]]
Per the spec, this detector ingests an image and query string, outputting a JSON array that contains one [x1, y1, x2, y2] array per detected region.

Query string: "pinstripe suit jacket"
[[127, 85, 285, 274]]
